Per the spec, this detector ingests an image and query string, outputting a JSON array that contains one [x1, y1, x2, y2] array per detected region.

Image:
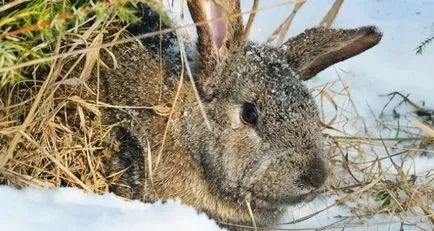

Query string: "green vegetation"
[[0, 0, 163, 87]]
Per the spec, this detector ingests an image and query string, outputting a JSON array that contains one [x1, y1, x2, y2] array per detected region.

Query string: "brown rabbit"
[[97, 1, 382, 230]]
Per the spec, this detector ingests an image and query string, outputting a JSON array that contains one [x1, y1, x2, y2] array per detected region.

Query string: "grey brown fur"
[[94, 2, 382, 230]]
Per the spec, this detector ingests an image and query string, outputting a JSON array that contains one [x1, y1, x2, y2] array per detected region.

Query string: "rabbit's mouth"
[[236, 154, 328, 209]]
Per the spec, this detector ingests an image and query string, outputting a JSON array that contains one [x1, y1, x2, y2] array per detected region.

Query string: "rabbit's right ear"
[[282, 26, 382, 81], [188, 0, 243, 97]]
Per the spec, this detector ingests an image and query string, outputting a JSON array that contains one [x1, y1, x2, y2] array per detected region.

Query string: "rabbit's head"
[[177, 1, 381, 209]]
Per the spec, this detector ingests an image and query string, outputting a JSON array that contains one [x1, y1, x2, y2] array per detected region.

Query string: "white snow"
[[0, 186, 222, 231], [1, 0, 433, 230]]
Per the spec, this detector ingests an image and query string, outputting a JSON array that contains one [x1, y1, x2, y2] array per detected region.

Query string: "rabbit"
[[96, 1, 382, 230]]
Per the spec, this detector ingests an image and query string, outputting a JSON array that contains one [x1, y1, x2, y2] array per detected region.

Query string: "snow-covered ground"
[[1, 0, 433, 230], [0, 186, 221, 231]]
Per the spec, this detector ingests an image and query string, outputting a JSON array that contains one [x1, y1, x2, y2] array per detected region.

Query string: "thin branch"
[[0, 0, 28, 13], [243, 0, 259, 40], [320, 0, 344, 28], [265, 0, 306, 45]]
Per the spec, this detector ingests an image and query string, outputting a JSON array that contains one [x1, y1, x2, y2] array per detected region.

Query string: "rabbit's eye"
[[241, 103, 258, 126]]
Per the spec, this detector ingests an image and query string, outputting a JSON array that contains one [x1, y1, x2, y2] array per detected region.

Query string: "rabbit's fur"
[[97, 2, 382, 230]]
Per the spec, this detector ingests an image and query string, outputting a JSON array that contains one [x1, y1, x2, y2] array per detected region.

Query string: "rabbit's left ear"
[[188, 0, 244, 75], [283, 26, 382, 81]]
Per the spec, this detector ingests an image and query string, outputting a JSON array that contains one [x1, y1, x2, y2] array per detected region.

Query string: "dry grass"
[[0, 0, 434, 230], [291, 73, 434, 230], [0, 9, 125, 193]]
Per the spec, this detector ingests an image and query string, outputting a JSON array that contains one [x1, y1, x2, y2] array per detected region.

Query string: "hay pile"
[[0, 0, 148, 192]]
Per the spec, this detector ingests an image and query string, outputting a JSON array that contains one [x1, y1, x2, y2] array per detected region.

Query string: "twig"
[[319, 0, 344, 28], [330, 135, 432, 142], [246, 200, 258, 231], [265, 0, 306, 45], [0, 0, 28, 13], [0, 6, 92, 39], [414, 119, 434, 137], [379, 91, 424, 112], [243, 0, 259, 40], [155, 28, 187, 167]]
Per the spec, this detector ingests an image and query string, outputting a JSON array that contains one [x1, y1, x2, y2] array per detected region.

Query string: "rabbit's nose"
[[300, 156, 328, 189]]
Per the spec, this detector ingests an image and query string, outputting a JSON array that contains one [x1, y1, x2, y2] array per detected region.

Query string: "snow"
[[0, 186, 222, 231], [282, 193, 433, 231], [1, 0, 433, 231]]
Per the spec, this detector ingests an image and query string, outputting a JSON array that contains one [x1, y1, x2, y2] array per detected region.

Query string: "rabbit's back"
[[97, 6, 185, 200]]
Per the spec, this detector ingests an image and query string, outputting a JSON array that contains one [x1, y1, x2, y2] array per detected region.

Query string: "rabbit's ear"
[[283, 26, 382, 81], [188, 0, 243, 74]]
